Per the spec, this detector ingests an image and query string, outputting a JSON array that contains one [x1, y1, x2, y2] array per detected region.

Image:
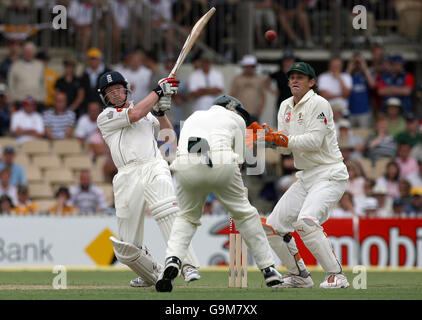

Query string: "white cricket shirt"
[[277, 90, 345, 171], [97, 102, 161, 169]]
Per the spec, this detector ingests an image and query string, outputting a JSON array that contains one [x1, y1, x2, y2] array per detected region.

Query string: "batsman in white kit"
[[96, 71, 200, 287], [155, 95, 283, 292], [249, 62, 350, 288]]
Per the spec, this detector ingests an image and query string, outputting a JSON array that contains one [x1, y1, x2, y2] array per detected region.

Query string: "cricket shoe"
[[261, 266, 283, 287], [130, 277, 153, 288], [181, 265, 201, 282], [155, 256, 181, 292], [280, 273, 314, 288], [320, 273, 350, 289]]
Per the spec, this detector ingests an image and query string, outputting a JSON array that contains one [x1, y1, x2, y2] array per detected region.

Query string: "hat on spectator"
[[87, 47, 102, 59], [362, 197, 379, 211], [283, 50, 295, 60], [338, 119, 351, 129], [22, 96, 36, 105], [389, 54, 405, 64], [239, 55, 257, 67], [386, 97, 402, 108], [63, 56, 77, 66], [372, 184, 388, 195], [55, 185, 70, 199], [410, 187, 422, 196], [3, 146, 15, 154], [0, 83, 7, 95], [404, 112, 417, 122]]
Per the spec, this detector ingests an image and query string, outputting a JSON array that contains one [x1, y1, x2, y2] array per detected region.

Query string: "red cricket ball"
[[265, 30, 277, 41]]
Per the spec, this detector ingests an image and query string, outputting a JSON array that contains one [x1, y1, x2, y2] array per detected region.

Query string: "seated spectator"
[[0, 169, 18, 205], [275, 0, 313, 48], [364, 116, 397, 163], [407, 159, 422, 188], [385, 97, 406, 138], [7, 41, 45, 108], [405, 187, 422, 216], [395, 113, 422, 148], [337, 119, 364, 159], [188, 53, 224, 112], [0, 146, 26, 187], [331, 191, 360, 218], [371, 184, 393, 217], [87, 128, 107, 160], [0, 39, 21, 83], [43, 91, 76, 140], [375, 161, 401, 200], [79, 48, 111, 116], [318, 57, 352, 115], [48, 186, 78, 216], [0, 83, 11, 136], [345, 160, 366, 199], [74, 101, 100, 144], [361, 197, 379, 217], [346, 52, 376, 128], [395, 141, 419, 179], [37, 51, 59, 109], [230, 55, 266, 124], [0, 194, 14, 215], [397, 179, 413, 210], [392, 198, 406, 217], [377, 54, 414, 113], [355, 178, 376, 215], [54, 57, 84, 114], [70, 169, 108, 214], [10, 96, 44, 145], [11, 185, 39, 215]]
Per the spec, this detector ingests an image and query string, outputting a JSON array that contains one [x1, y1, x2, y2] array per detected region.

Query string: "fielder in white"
[[249, 62, 350, 288], [96, 71, 200, 288], [155, 95, 283, 292]]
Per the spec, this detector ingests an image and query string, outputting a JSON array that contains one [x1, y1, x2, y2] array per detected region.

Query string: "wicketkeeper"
[[155, 95, 283, 292], [248, 62, 350, 288], [96, 71, 200, 287]]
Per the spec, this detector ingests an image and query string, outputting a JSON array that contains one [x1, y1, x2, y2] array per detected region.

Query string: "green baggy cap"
[[287, 62, 316, 79]]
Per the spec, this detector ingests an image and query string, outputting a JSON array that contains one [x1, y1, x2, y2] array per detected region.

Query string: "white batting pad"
[[110, 236, 162, 285], [292, 219, 342, 274]]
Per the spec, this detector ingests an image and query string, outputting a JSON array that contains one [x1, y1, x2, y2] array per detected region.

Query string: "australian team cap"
[[287, 62, 316, 79]]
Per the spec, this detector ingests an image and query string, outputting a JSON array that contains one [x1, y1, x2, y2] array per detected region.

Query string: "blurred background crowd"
[[0, 0, 421, 218]]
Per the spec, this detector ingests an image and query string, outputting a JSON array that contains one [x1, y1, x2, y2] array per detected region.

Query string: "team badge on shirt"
[[285, 112, 291, 123], [317, 112, 327, 125], [298, 112, 304, 123], [107, 111, 114, 119]]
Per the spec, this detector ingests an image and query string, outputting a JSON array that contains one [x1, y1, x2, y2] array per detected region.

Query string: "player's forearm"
[[157, 114, 173, 131], [129, 92, 159, 123]]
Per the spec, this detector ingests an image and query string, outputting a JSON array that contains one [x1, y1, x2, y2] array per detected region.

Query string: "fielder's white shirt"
[[277, 90, 346, 171], [97, 102, 161, 169], [177, 105, 245, 163]]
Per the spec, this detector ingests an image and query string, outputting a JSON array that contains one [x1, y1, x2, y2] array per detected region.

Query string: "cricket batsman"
[[155, 95, 283, 292], [248, 62, 350, 288], [96, 71, 200, 287]]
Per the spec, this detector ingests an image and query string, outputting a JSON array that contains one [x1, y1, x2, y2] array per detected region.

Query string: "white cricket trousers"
[[112, 158, 199, 267], [267, 162, 348, 234], [166, 153, 275, 270]]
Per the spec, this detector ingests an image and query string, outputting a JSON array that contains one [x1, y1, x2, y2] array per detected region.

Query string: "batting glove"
[[153, 77, 179, 98], [152, 95, 172, 117]]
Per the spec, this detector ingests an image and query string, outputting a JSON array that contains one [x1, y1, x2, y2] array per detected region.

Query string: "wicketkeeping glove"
[[245, 122, 288, 149], [152, 77, 179, 98], [264, 131, 289, 148]]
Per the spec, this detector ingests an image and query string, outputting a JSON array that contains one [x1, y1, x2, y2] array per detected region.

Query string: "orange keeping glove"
[[265, 131, 289, 148]]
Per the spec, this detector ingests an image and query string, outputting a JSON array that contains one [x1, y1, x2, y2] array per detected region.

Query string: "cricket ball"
[[265, 30, 277, 41]]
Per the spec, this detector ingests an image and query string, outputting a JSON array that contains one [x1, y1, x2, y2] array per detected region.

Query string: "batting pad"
[[110, 236, 162, 285], [262, 217, 308, 276], [292, 218, 342, 274]]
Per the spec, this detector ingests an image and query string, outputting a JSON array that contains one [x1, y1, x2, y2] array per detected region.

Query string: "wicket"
[[228, 187, 249, 289]]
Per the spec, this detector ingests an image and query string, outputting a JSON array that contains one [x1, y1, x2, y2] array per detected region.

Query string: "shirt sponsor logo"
[[298, 112, 304, 123], [317, 112, 327, 125]]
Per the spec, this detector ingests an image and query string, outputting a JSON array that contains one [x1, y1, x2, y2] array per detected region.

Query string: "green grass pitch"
[[0, 267, 421, 300]]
